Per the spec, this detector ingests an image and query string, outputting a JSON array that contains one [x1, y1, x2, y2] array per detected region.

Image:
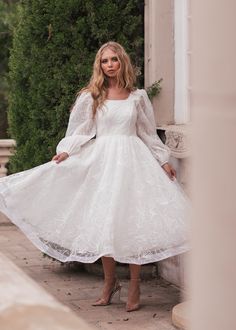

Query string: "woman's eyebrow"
[[101, 55, 118, 59]]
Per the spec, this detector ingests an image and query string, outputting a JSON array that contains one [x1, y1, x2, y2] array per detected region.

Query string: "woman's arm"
[[52, 92, 96, 163], [136, 89, 176, 180]]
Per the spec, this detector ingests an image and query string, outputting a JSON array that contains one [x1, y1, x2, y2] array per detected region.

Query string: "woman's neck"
[[106, 77, 130, 99], [107, 77, 118, 88]]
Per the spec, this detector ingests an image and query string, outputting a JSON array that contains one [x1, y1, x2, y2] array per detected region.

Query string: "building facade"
[[145, 0, 190, 287]]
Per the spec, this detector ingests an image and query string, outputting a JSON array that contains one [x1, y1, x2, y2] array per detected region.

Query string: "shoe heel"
[[111, 283, 122, 303], [92, 280, 121, 306], [118, 285, 121, 301]]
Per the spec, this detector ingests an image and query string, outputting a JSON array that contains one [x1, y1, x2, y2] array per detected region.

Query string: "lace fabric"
[[56, 89, 170, 166], [136, 89, 171, 166], [56, 92, 96, 155], [0, 89, 190, 264]]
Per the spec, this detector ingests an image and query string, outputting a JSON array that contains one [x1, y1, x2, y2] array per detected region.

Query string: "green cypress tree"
[[8, 0, 144, 172], [0, 0, 18, 138]]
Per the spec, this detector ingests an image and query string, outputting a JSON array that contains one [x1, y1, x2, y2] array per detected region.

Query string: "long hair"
[[79, 41, 137, 117]]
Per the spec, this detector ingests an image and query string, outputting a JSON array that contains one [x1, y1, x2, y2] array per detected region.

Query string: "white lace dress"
[[0, 89, 189, 264]]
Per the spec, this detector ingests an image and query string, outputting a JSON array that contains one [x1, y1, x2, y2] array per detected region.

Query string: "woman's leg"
[[101, 256, 116, 280], [92, 256, 120, 306], [129, 263, 141, 280], [126, 264, 141, 312]]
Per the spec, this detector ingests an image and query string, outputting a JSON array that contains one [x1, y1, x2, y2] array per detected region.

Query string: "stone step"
[[0, 252, 94, 330], [172, 301, 189, 329]]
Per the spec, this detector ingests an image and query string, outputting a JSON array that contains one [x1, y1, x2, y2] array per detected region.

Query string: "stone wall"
[[0, 139, 16, 177], [145, 0, 175, 125], [158, 125, 190, 288]]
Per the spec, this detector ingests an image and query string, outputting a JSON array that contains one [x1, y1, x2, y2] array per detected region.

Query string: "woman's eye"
[[101, 57, 118, 64]]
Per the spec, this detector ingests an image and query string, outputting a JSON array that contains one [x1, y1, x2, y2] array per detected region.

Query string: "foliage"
[[8, 0, 144, 172], [0, 0, 18, 138], [146, 78, 163, 101]]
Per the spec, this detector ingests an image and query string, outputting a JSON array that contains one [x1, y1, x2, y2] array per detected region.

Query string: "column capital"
[[159, 124, 191, 158]]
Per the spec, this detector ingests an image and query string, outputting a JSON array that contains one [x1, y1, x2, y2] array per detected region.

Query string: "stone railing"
[[0, 139, 16, 177], [164, 124, 191, 192], [0, 253, 93, 330]]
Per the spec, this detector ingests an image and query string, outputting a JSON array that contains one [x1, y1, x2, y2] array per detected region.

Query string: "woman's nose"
[[108, 60, 113, 67]]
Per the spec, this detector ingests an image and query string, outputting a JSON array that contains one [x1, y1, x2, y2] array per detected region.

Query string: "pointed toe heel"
[[126, 303, 140, 312], [92, 280, 122, 307], [126, 278, 141, 312]]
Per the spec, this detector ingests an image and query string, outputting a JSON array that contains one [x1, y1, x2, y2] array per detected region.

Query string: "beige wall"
[[190, 0, 236, 329], [145, 0, 175, 125]]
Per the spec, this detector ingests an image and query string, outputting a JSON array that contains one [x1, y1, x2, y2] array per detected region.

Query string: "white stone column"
[[190, 1, 236, 330], [174, 0, 189, 124], [172, 0, 236, 329], [145, 0, 175, 125], [0, 139, 16, 177]]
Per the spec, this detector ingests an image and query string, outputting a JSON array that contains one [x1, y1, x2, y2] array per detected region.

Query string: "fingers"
[[56, 154, 65, 164], [52, 155, 59, 161], [167, 168, 176, 181], [52, 153, 68, 164], [169, 170, 175, 180], [164, 169, 173, 180], [171, 168, 177, 178]]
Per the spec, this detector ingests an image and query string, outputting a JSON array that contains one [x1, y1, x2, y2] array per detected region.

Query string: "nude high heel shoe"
[[92, 278, 122, 306], [126, 278, 141, 312]]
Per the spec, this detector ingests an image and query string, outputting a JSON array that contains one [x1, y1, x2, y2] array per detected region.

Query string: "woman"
[[0, 42, 189, 312]]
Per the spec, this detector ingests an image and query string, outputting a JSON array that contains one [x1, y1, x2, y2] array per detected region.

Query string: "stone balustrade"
[[0, 139, 16, 177], [0, 253, 93, 330], [164, 124, 191, 193]]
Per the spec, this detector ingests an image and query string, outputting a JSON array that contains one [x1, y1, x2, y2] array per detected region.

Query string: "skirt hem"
[[0, 202, 189, 265]]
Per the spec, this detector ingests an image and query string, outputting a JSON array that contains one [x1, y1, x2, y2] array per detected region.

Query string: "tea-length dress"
[[0, 89, 189, 264]]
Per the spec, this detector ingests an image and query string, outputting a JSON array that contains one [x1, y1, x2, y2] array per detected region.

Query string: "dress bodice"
[[96, 95, 137, 138], [56, 89, 170, 166]]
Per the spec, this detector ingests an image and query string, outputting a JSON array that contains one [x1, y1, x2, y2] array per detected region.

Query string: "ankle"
[[104, 276, 117, 284], [126, 282, 141, 312], [129, 278, 141, 287]]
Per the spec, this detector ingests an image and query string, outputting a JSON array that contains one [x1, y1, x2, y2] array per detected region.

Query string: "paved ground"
[[0, 213, 181, 329]]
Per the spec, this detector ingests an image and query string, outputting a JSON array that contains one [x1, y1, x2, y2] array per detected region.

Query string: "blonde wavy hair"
[[79, 41, 137, 117]]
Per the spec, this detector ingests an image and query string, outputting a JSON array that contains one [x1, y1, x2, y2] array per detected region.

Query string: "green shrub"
[[8, 0, 144, 172], [0, 0, 18, 138]]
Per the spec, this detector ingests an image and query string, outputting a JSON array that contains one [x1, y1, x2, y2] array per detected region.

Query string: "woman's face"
[[100, 48, 120, 78]]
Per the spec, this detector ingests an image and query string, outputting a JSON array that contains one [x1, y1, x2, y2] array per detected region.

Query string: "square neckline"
[[105, 91, 133, 102]]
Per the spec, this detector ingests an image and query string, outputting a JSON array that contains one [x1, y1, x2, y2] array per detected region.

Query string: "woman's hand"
[[52, 152, 69, 164], [162, 163, 176, 181]]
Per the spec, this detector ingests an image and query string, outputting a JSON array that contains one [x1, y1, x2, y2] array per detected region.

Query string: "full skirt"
[[0, 135, 190, 264]]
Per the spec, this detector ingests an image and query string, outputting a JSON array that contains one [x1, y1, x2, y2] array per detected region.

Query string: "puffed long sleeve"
[[56, 92, 96, 156], [136, 89, 170, 166]]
